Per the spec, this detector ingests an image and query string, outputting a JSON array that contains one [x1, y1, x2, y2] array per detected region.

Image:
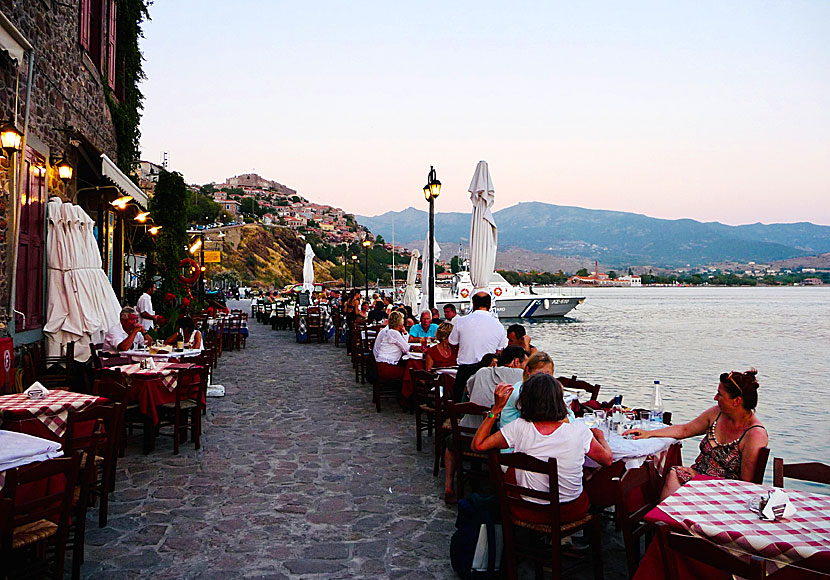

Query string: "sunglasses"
[[726, 371, 743, 394]]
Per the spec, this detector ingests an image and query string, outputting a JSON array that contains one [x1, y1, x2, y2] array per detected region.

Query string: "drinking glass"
[[595, 410, 608, 437], [639, 410, 651, 429], [582, 411, 596, 429], [623, 411, 636, 432]]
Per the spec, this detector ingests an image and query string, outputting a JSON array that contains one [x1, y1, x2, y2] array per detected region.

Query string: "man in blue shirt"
[[408, 311, 438, 342]]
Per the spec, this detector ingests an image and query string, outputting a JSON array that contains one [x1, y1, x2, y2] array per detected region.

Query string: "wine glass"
[[582, 411, 597, 429]]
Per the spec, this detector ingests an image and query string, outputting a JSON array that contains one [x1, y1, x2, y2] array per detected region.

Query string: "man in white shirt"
[[448, 291, 507, 402], [105, 306, 151, 352], [136, 281, 161, 332]]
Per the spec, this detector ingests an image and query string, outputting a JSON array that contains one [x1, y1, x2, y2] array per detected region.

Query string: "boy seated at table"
[[105, 306, 151, 352]]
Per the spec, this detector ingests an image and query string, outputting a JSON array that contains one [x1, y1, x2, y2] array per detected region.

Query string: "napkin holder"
[[24, 381, 50, 400], [751, 489, 796, 521]]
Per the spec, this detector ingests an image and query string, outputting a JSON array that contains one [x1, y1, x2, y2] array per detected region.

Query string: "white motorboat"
[[421, 271, 584, 318]]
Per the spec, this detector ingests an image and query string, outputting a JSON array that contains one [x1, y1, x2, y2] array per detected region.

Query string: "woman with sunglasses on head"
[[625, 369, 768, 500]]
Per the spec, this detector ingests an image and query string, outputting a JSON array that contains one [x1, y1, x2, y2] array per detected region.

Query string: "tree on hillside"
[[188, 191, 226, 224], [576, 268, 589, 277], [608, 270, 618, 279]]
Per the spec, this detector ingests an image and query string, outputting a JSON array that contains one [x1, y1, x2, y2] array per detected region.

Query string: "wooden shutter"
[[80, 0, 91, 50], [107, 0, 117, 90], [15, 149, 47, 331]]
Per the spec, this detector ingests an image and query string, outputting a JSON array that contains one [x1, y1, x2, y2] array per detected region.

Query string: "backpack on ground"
[[450, 493, 503, 579]]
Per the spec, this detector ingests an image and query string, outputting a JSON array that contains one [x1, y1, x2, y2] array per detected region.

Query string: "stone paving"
[[81, 300, 630, 579]]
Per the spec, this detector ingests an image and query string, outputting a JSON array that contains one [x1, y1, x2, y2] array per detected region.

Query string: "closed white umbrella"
[[419, 232, 441, 313], [302, 243, 315, 293], [403, 250, 420, 313], [468, 160, 498, 296]]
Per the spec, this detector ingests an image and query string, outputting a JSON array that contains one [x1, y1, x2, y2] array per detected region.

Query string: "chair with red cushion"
[[490, 451, 604, 580], [613, 460, 660, 579], [1, 455, 81, 580]]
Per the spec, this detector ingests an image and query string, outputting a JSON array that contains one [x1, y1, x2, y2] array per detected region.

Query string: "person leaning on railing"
[[624, 368, 768, 500]]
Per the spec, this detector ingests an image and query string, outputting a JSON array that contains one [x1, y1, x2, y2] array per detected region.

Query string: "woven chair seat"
[[513, 513, 594, 534], [13, 519, 58, 549], [419, 403, 435, 413], [160, 399, 198, 410]]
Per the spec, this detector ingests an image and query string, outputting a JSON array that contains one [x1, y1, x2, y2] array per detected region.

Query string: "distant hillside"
[[206, 225, 337, 287], [358, 202, 830, 268]]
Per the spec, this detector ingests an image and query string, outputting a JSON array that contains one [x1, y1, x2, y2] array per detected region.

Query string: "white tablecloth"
[[123, 348, 202, 361], [583, 430, 677, 469], [0, 430, 63, 472]]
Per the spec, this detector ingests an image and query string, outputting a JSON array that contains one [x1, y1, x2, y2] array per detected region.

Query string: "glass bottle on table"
[[176, 329, 184, 350], [650, 380, 664, 426]]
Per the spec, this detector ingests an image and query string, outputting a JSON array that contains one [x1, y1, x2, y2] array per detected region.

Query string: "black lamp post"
[[351, 254, 358, 293], [423, 166, 441, 310], [362, 239, 371, 301]]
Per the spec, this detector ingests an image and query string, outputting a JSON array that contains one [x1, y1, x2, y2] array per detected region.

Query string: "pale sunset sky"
[[138, 1, 830, 225]]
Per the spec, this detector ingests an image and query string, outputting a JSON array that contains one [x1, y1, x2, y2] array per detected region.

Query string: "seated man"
[[367, 300, 387, 323], [105, 306, 151, 352], [442, 303, 457, 324], [507, 323, 537, 355], [408, 311, 438, 342]]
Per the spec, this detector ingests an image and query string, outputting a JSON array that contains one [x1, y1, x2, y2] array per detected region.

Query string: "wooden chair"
[[156, 366, 206, 454], [89, 343, 105, 370], [655, 520, 765, 580], [446, 401, 490, 498], [410, 369, 439, 452], [489, 452, 604, 580], [613, 461, 660, 579], [225, 316, 242, 351], [1, 455, 82, 580], [92, 370, 150, 457], [773, 458, 830, 488], [558, 375, 601, 401], [100, 355, 132, 368], [752, 446, 771, 484], [65, 403, 121, 529], [63, 417, 105, 580], [366, 353, 402, 413]]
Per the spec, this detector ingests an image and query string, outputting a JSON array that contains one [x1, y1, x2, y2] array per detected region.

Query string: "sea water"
[[521, 286, 829, 492]]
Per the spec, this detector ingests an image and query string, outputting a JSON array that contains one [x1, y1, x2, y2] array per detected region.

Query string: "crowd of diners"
[[342, 288, 770, 524]]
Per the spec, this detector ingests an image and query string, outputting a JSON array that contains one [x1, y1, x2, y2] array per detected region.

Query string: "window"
[[79, 0, 117, 91], [15, 148, 47, 331]]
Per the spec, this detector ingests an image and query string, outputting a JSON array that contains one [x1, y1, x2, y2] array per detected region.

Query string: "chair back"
[[751, 446, 770, 484], [655, 521, 766, 580], [411, 369, 439, 408], [2, 454, 81, 537], [176, 366, 207, 404], [489, 451, 562, 528], [101, 356, 132, 368], [557, 375, 601, 401], [446, 401, 489, 456], [773, 458, 830, 487], [64, 404, 121, 464], [89, 343, 104, 369]]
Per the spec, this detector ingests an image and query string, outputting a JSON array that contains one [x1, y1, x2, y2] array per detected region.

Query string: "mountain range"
[[357, 202, 830, 269]]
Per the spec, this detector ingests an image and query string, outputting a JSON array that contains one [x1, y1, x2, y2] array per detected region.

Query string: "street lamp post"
[[351, 254, 359, 293], [362, 239, 371, 301], [423, 166, 441, 310]]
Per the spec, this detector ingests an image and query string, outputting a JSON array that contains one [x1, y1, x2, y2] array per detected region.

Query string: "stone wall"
[[0, 1, 120, 335]]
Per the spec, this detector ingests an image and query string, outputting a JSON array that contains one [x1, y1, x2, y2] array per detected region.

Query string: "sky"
[[137, 1, 830, 225]]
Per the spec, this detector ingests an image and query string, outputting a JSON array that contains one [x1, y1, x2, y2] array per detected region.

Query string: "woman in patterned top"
[[625, 369, 768, 500]]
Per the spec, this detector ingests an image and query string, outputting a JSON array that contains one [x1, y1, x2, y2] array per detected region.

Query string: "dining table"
[[0, 430, 64, 489], [633, 476, 830, 579], [109, 362, 202, 427], [121, 348, 203, 362], [0, 391, 105, 442]]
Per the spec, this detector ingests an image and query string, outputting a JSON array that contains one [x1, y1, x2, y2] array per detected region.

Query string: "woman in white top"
[[372, 311, 410, 380], [472, 374, 612, 523], [164, 316, 203, 351]]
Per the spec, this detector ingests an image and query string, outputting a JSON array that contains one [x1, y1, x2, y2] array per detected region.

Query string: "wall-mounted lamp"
[[189, 237, 203, 254], [111, 195, 133, 210], [33, 165, 47, 178], [148, 225, 162, 235], [134, 211, 150, 223], [0, 121, 23, 156], [53, 154, 74, 183]]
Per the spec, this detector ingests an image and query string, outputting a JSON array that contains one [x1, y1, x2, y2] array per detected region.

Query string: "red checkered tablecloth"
[[659, 478, 830, 572], [114, 362, 180, 392], [0, 392, 103, 438]]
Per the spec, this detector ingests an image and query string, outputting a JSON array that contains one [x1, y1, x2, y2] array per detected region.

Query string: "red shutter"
[[107, 0, 117, 90], [80, 0, 91, 50], [15, 149, 46, 331]]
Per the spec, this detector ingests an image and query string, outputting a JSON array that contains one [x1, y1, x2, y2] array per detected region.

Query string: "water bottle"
[[651, 380, 664, 425]]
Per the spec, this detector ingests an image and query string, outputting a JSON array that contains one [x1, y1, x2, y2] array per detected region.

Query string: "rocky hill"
[[358, 203, 830, 269], [205, 225, 338, 288]]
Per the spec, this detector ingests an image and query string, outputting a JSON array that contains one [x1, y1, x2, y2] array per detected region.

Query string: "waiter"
[[136, 280, 162, 331]]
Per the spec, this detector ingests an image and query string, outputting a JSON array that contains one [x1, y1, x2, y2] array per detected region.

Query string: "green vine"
[[106, 0, 152, 178]]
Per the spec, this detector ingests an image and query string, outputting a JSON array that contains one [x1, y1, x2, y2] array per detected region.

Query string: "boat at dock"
[[426, 271, 585, 318]]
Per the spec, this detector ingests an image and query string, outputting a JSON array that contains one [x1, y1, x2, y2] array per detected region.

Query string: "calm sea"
[[519, 286, 829, 491]]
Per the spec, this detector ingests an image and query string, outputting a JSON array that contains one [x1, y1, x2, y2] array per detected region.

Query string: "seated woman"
[[371, 311, 410, 380], [472, 374, 612, 523], [424, 322, 457, 370], [164, 316, 203, 351], [625, 369, 767, 500]]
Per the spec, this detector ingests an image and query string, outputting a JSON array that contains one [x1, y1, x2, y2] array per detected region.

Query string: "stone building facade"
[[1, 1, 142, 345]]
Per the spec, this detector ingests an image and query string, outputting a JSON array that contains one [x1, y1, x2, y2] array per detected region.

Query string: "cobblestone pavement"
[[81, 300, 629, 579]]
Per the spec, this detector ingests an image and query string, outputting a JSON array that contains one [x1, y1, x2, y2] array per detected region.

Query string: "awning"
[[0, 11, 32, 65], [101, 153, 148, 208]]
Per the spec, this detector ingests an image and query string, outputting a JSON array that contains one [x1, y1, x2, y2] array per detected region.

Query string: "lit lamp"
[[0, 121, 23, 157], [189, 237, 203, 254], [148, 225, 162, 235], [351, 254, 359, 292], [111, 195, 133, 210], [54, 155, 74, 183], [423, 165, 441, 309], [134, 211, 150, 223], [362, 238, 372, 301]]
